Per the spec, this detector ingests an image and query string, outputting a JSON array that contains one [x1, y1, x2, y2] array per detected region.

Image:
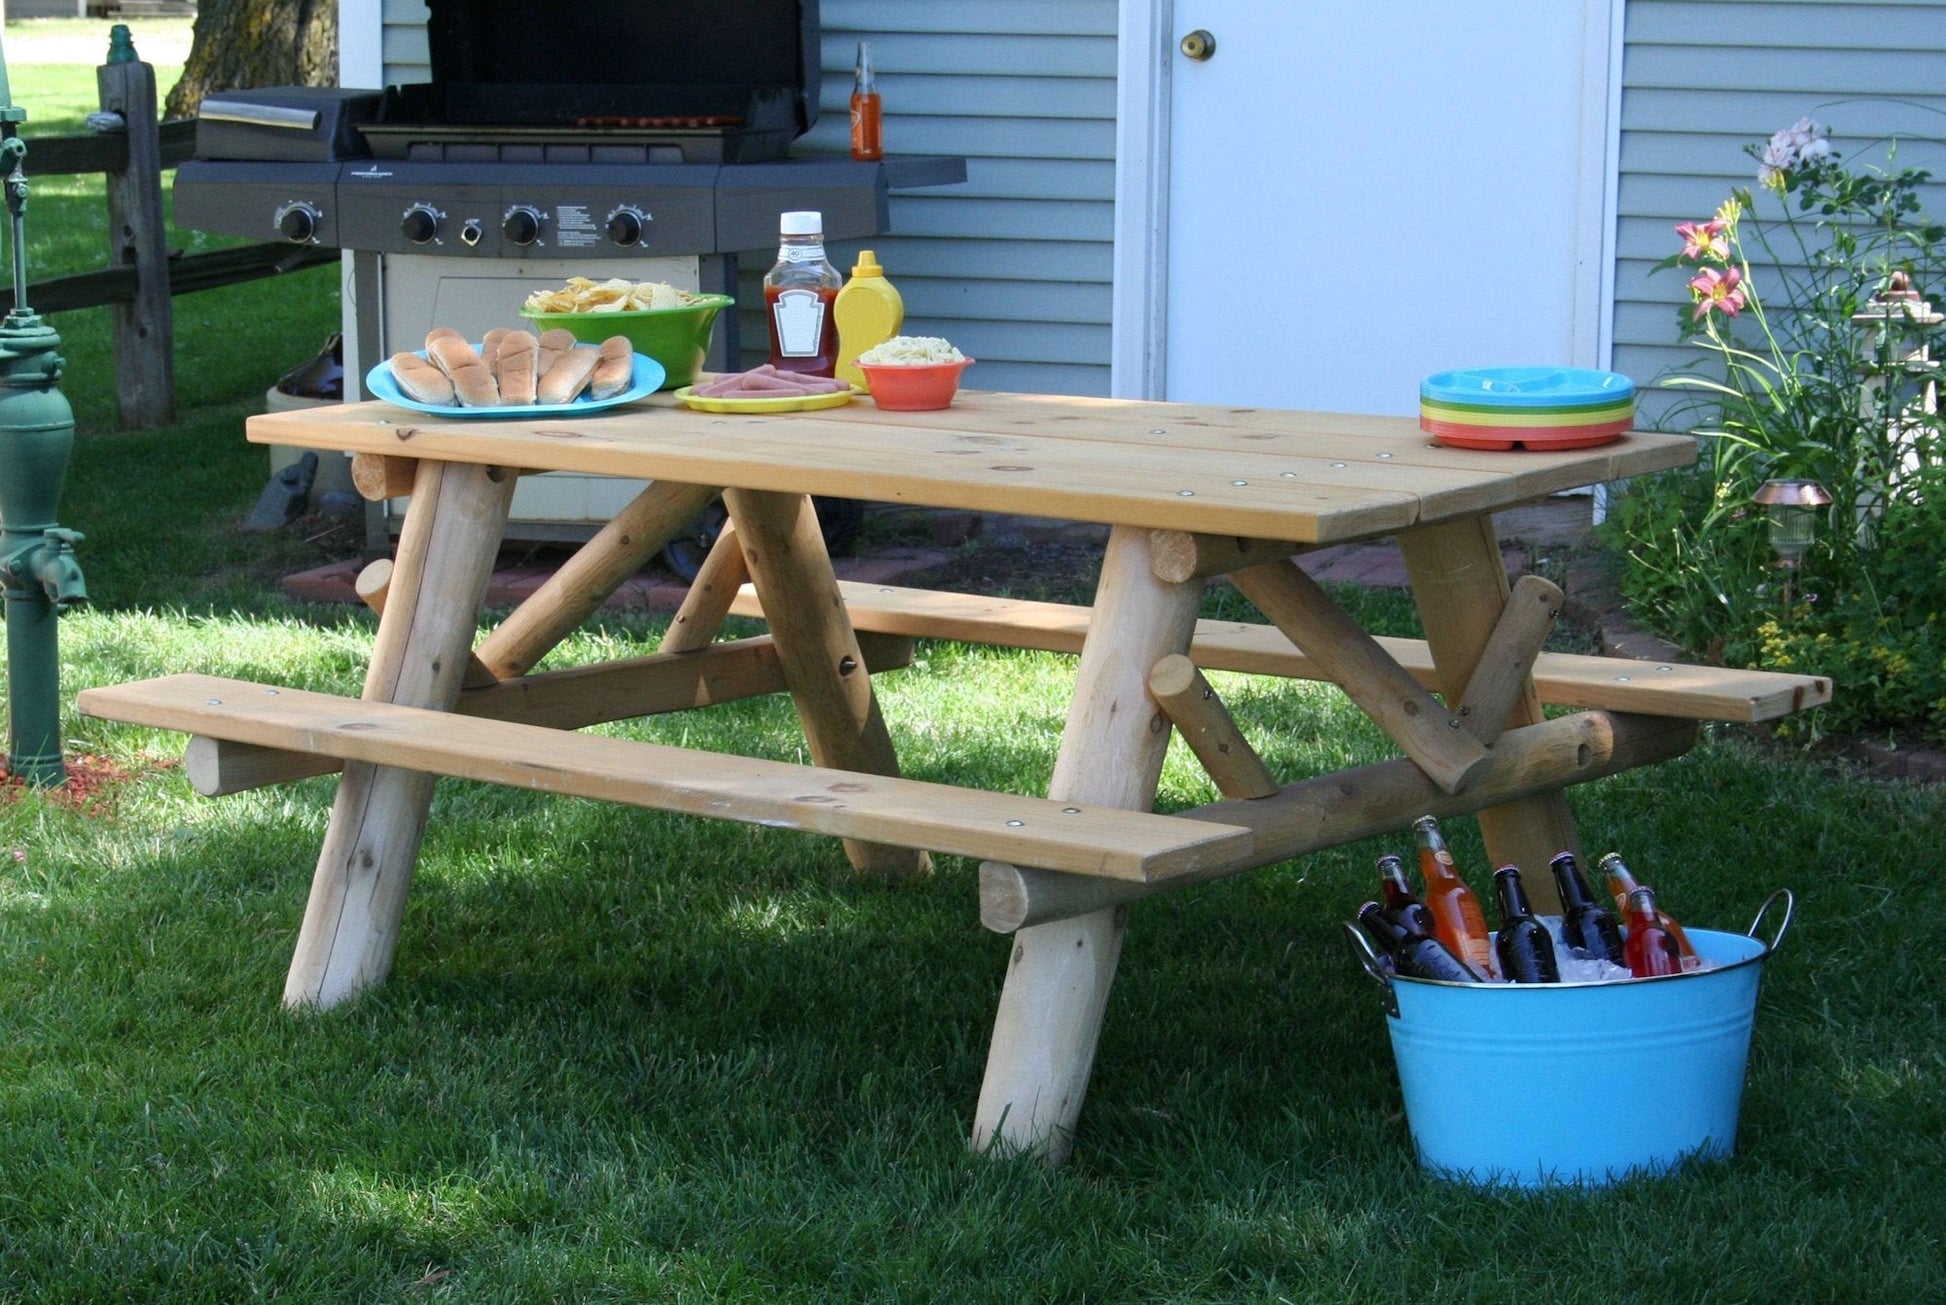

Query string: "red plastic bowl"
[[857, 358, 974, 410]]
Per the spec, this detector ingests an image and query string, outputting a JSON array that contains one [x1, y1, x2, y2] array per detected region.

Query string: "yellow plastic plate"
[[674, 384, 860, 414]]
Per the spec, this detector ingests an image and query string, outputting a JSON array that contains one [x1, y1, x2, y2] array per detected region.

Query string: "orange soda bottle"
[[1411, 815, 1496, 980], [1599, 852, 1702, 972]]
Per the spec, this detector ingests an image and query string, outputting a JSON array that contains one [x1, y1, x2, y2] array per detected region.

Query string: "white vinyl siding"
[[1613, 0, 1946, 427]]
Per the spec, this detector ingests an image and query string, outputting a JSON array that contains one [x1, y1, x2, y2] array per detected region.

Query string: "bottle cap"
[[850, 250, 884, 277], [780, 210, 823, 236]]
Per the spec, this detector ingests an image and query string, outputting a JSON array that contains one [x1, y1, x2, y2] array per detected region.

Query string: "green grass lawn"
[[3, 24, 1946, 1304]]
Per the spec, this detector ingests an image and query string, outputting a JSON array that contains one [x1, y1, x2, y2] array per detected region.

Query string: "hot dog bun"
[[535, 327, 577, 378], [537, 344, 599, 404], [389, 351, 456, 405], [428, 334, 499, 407], [588, 335, 635, 400], [492, 330, 539, 406]]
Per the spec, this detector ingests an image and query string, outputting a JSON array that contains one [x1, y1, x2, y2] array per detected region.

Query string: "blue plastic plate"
[[365, 349, 664, 417], [1420, 366, 1634, 412]]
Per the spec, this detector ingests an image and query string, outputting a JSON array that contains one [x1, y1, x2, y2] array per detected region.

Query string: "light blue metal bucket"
[[1348, 890, 1792, 1188]]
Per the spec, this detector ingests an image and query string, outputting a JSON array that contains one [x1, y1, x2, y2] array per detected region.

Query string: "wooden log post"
[[473, 479, 719, 680], [351, 452, 419, 502], [1146, 654, 1280, 799], [283, 460, 518, 1009], [96, 47, 173, 428], [723, 487, 929, 879], [978, 711, 1698, 933], [1397, 516, 1581, 906], [659, 521, 749, 655], [1454, 574, 1563, 743], [972, 526, 1205, 1164], [1229, 557, 1492, 794], [1148, 530, 1305, 583]]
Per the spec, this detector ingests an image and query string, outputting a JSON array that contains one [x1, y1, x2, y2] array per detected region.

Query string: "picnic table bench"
[[78, 387, 1829, 1163]]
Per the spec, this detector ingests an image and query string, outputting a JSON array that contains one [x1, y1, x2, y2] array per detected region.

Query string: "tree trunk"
[[163, 0, 338, 121]]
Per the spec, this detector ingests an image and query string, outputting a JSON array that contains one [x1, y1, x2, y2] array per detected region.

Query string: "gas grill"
[[172, 0, 962, 537]]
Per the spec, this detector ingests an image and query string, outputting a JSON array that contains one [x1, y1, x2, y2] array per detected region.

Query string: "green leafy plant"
[[1608, 114, 1946, 742]]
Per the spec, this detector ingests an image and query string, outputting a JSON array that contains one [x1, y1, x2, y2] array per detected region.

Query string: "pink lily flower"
[[1675, 219, 1730, 262], [1688, 266, 1746, 320]]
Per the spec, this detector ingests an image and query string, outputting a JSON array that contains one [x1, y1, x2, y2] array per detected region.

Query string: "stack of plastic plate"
[[1419, 367, 1636, 450]]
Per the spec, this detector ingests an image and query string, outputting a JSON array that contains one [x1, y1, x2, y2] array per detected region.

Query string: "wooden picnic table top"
[[248, 389, 1696, 545]]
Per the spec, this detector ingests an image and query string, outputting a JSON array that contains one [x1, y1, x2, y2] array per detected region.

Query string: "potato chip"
[[523, 277, 702, 314]]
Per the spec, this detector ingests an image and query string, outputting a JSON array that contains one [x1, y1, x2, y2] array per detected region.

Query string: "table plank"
[[248, 393, 1694, 545], [78, 674, 1256, 884]]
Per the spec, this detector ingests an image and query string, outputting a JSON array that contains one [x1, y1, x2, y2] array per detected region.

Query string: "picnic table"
[[79, 386, 1830, 1163]]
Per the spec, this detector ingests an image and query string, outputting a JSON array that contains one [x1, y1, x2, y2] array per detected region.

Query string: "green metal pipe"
[[0, 39, 87, 787]]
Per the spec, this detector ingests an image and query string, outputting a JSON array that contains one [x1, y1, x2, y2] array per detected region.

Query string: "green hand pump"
[[0, 34, 88, 787]]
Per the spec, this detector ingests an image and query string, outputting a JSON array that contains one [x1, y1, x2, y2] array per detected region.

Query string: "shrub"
[[1607, 115, 1946, 743]]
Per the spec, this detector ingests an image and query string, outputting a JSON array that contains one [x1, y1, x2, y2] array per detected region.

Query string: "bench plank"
[[77, 674, 1254, 884], [727, 582, 1831, 724]]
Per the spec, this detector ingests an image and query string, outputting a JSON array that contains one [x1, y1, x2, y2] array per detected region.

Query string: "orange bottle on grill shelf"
[[1411, 815, 1497, 980], [850, 41, 883, 162], [764, 210, 842, 376]]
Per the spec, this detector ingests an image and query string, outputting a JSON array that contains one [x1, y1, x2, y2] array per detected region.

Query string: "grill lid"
[[416, 0, 820, 136]]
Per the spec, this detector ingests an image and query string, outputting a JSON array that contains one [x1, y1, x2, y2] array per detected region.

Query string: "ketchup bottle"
[[764, 211, 842, 376], [850, 42, 883, 162]]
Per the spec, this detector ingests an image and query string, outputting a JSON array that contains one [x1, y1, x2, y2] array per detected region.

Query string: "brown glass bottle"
[[1623, 886, 1684, 977], [1549, 850, 1626, 964], [1412, 815, 1497, 980], [1357, 901, 1482, 983], [1376, 853, 1437, 939], [1598, 852, 1701, 971], [1491, 866, 1561, 984]]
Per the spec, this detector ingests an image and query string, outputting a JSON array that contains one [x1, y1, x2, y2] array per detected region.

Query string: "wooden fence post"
[[96, 43, 174, 428]]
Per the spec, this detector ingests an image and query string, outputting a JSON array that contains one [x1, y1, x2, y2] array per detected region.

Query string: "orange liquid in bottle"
[[850, 91, 883, 161]]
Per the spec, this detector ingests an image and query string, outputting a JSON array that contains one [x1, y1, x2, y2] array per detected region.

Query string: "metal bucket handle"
[[1745, 887, 1794, 957], [1344, 921, 1400, 1018]]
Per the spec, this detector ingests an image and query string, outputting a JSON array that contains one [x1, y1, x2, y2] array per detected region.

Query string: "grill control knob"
[[502, 206, 544, 247], [606, 206, 648, 248], [274, 202, 320, 244], [400, 205, 440, 245]]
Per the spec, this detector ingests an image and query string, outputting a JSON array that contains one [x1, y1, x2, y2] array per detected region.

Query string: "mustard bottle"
[[833, 249, 905, 391]]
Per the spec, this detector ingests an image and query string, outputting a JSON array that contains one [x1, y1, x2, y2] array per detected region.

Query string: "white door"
[[1139, 2, 1614, 413]]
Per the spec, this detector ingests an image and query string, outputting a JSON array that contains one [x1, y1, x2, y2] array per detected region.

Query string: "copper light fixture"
[[1751, 478, 1832, 601]]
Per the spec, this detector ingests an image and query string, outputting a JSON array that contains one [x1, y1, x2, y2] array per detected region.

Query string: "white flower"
[[1758, 116, 1831, 187]]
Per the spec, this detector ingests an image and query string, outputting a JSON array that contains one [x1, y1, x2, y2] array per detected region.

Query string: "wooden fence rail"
[[2, 53, 334, 427]]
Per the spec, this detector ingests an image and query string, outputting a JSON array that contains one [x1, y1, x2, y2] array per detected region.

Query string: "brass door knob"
[[1179, 29, 1216, 61]]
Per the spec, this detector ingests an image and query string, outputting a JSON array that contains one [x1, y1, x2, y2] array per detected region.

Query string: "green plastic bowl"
[[520, 293, 735, 391]]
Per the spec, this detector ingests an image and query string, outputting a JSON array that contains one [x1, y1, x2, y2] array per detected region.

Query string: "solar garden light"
[[1750, 478, 1831, 605], [0, 36, 88, 787]]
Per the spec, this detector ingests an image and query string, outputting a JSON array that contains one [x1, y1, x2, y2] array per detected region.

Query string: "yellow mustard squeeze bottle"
[[833, 249, 904, 391]]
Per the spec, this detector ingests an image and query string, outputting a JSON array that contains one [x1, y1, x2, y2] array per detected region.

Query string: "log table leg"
[[723, 488, 929, 879], [1397, 514, 1579, 910], [283, 460, 518, 1009], [972, 526, 1204, 1164]]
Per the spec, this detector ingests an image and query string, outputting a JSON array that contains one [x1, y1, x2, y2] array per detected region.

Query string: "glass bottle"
[[764, 211, 843, 376], [849, 41, 883, 162], [1623, 886, 1684, 978], [1549, 850, 1626, 964], [1491, 866, 1560, 984], [1376, 853, 1437, 939], [1598, 851, 1701, 970], [1412, 815, 1497, 980], [1356, 901, 1482, 983]]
